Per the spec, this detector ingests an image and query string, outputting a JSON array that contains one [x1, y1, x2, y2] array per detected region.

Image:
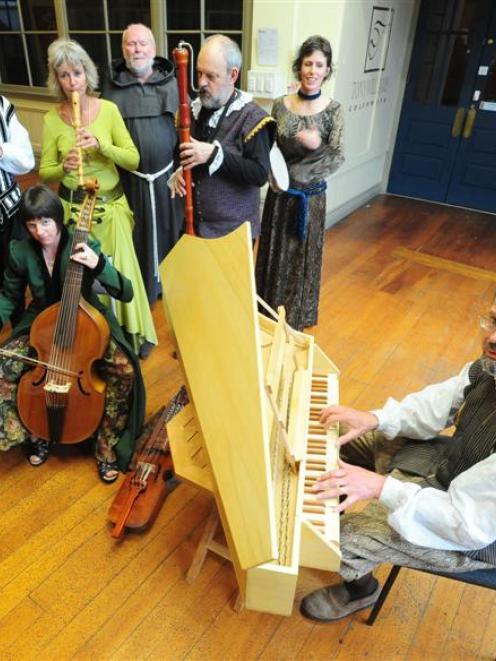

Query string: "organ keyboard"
[[160, 223, 341, 615]]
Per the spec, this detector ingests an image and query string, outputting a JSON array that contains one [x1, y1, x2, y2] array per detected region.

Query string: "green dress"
[[0, 228, 145, 470], [39, 99, 157, 352]]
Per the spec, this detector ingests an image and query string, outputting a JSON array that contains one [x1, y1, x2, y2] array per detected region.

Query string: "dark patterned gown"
[[255, 97, 344, 330]]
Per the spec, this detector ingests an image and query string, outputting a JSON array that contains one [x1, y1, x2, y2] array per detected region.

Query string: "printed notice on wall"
[[258, 28, 278, 66]]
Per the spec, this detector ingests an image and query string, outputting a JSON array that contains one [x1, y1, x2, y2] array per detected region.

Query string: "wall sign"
[[364, 6, 394, 73]]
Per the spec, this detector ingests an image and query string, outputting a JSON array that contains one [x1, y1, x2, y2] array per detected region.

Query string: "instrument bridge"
[[44, 381, 72, 394]]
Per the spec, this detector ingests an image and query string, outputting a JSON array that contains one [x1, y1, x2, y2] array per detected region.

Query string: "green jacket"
[[0, 227, 145, 469]]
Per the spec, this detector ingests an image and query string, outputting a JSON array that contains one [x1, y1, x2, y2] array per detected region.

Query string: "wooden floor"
[[1, 184, 496, 660]]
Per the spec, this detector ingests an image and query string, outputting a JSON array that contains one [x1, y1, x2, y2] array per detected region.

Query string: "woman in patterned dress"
[[256, 35, 345, 331]]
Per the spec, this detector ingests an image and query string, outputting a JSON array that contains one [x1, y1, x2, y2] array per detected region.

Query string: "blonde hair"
[[47, 38, 99, 99]]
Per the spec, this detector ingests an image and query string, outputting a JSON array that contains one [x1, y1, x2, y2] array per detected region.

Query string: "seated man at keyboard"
[[300, 297, 496, 622]]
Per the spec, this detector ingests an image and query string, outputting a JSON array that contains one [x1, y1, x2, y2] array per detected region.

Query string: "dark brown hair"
[[292, 35, 333, 81], [19, 185, 64, 230]]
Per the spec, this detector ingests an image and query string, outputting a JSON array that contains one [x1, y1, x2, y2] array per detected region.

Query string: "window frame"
[[162, 0, 250, 88], [0, 0, 250, 98]]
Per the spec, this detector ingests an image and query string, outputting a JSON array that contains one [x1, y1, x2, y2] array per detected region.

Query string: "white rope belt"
[[131, 160, 174, 282]]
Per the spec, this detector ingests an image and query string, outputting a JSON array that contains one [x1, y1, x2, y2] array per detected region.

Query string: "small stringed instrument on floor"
[[107, 387, 188, 538]]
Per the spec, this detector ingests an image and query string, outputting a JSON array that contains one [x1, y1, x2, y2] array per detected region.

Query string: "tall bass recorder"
[[160, 223, 340, 616]]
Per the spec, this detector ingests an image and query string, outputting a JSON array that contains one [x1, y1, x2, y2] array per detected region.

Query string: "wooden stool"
[[186, 502, 244, 612]]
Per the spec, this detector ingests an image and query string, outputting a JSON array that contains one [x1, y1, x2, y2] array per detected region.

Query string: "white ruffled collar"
[[191, 90, 253, 126]]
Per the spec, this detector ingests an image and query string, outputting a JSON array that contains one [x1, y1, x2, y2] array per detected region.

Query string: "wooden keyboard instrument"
[[160, 223, 340, 615]]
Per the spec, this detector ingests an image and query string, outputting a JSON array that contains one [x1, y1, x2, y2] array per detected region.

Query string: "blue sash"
[[286, 180, 327, 239]]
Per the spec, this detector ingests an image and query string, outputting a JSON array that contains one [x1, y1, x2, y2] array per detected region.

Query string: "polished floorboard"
[[1, 182, 495, 660]]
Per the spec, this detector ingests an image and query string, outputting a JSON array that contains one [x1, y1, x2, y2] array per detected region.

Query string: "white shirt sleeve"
[[380, 453, 496, 551], [371, 362, 472, 439], [0, 111, 35, 175], [208, 140, 223, 175]]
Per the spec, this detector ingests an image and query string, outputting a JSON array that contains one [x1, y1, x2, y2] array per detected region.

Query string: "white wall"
[[250, 1, 343, 105], [330, 1, 420, 224], [250, 0, 420, 226]]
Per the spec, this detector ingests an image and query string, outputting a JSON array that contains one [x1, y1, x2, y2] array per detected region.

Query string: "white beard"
[[481, 356, 496, 379], [125, 57, 153, 78]]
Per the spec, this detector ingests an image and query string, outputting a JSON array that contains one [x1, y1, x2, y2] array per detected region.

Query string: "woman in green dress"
[[0, 185, 145, 482], [40, 38, 157, 358]]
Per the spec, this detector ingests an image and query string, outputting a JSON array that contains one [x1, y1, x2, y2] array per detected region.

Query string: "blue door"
[[446, 28, 496, 210], [389, 0, 496, 212]]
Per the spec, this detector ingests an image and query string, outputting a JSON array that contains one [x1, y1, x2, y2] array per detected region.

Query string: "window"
[[0, 0, 244, 92], [414, 0, 489, 106], [0, 0, 58, 86], [66, 0, 151, 81], [165, 0, 244, 82]]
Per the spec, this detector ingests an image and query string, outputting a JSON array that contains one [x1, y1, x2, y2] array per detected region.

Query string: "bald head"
[[202, 35, 242, 73], [197, 34, 241, 109]]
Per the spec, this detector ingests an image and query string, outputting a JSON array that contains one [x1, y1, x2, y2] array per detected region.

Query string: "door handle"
[[463, 105, 477, 138], [451, 107, 466, 137]]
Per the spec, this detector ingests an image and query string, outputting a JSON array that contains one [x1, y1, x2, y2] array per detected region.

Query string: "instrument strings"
[[132, 431, 165, 486], [46, 207, 90, 411], [131, 410, 171, 487], [46, 233, 81, 409]]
